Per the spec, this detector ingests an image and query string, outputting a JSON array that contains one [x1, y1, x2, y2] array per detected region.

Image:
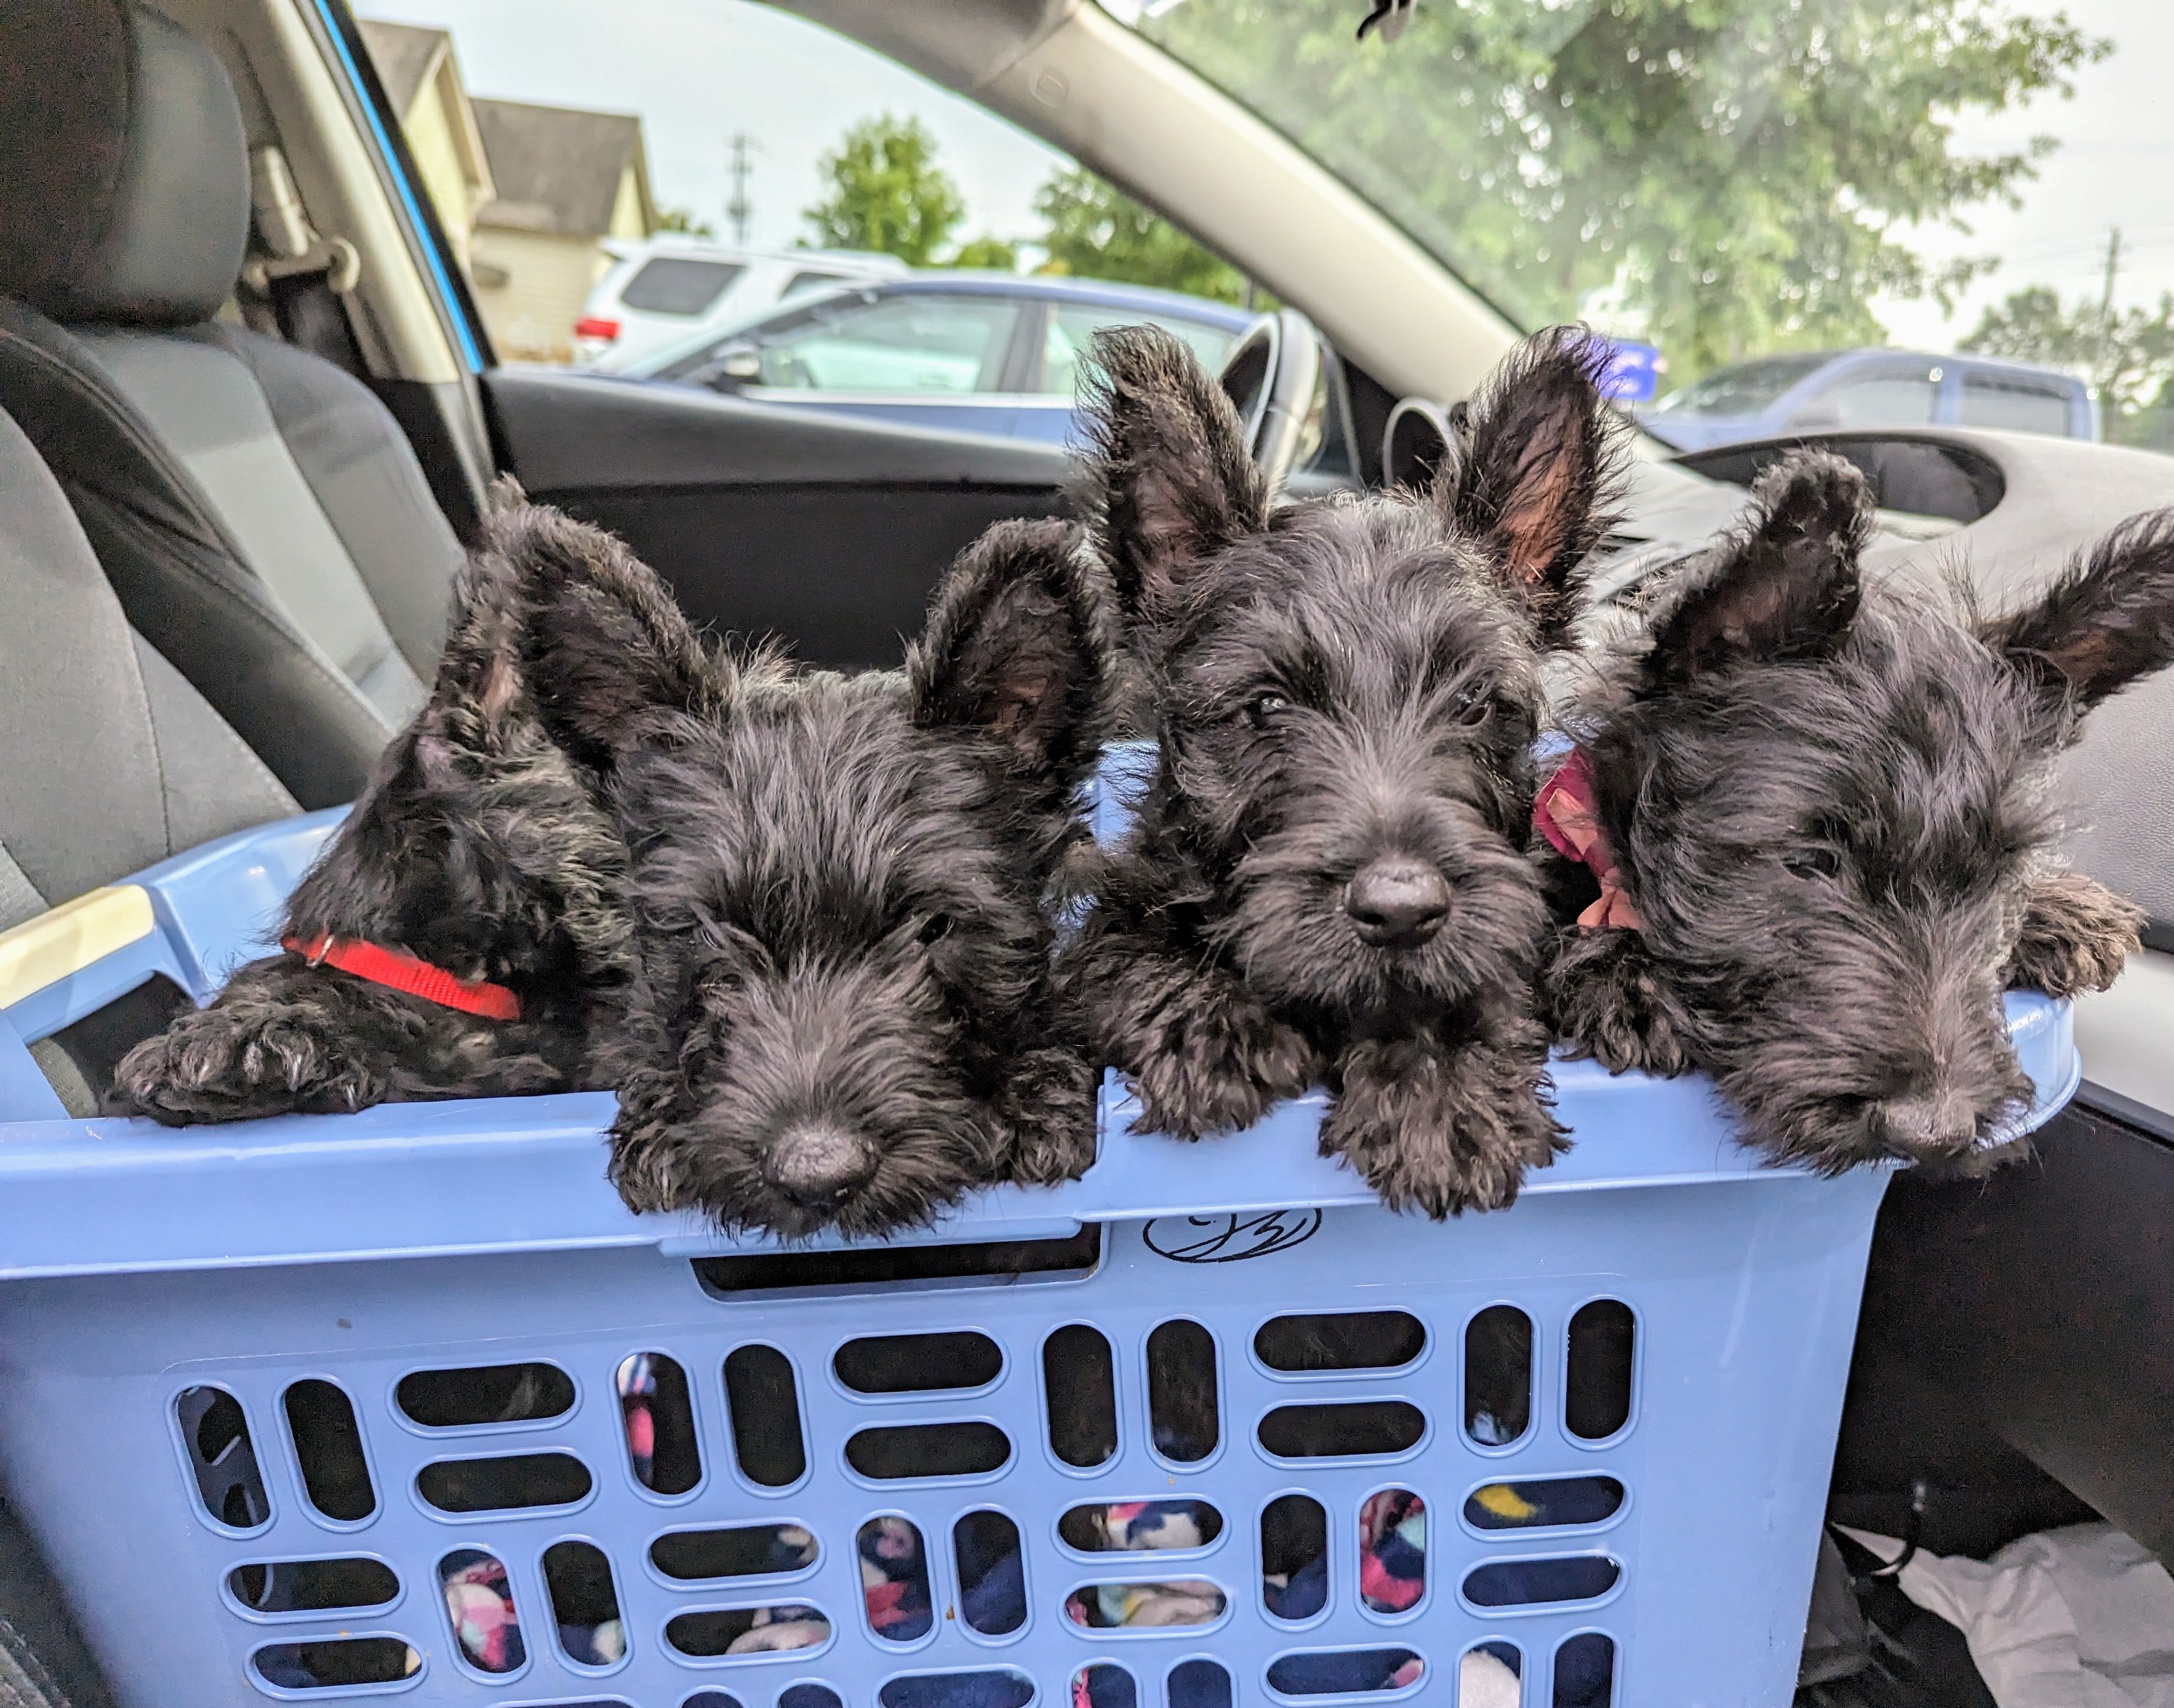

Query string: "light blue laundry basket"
[[0, 767, 2078, 1708]]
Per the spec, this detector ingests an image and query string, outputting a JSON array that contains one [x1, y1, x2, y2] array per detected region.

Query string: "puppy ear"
[[1981, 507, 2174, 717], [483, 502, 727, 765], [909, 517, 1117, 785], [1080, 323, 1268, 617], [1440, 325, 1628, 638], [1643, 449, 1869, 686]]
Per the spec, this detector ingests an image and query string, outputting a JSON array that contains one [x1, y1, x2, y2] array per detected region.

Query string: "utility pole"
[[728, 133, 756, 247]]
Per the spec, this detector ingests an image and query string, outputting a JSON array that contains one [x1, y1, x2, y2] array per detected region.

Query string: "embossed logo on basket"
[[1143, 1210, 1323, 1263]]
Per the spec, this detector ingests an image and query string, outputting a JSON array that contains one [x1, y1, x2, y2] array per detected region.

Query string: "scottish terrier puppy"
[[516, 513, 1119, 1239], [1064, 325, 1628, 1215], [111, 502, 635, 1124], [1542, 449, 2169, 1171]]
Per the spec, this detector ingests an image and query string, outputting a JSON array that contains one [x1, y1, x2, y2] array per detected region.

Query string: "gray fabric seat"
[[0, 403, 297, 915], [0, 0, 464, 808], [0, 397, 299, 1115]]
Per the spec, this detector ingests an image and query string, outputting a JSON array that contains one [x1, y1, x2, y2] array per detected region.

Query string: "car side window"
[[619, 258, 745, 316], [1039, 305, 1238, 398], [1799, 365, 1939, 429], [1958, 372, 2072, 436], [746, 295, 1020, 394]]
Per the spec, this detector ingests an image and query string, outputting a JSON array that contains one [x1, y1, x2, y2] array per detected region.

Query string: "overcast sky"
[[366, 0, 2174, 354]]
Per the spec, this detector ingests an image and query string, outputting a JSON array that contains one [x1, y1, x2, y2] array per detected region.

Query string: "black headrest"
[[0, 1, 249, 326]]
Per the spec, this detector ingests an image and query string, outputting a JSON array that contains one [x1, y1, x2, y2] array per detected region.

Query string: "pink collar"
[[1533, 750, 1643, 931]]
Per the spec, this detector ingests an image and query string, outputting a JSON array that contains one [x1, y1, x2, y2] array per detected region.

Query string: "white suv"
[[575, 238, 906, 369]]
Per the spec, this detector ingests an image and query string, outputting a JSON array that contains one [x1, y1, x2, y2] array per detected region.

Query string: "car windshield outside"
[[1113, 0, 2167, 452]]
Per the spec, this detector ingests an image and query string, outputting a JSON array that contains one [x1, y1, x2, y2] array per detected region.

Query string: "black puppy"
[[1063, 325, 1628, 1215], [111, 502, 634, 1123], [1543, 450, 2168, 1171], [514, 513, 1119, 1239]]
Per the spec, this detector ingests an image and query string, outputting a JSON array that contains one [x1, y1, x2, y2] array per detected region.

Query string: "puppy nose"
[[1874, 1089, 1979, 1159], [1344, 857, 1451, 947], [766, 1122, 878, 1209]]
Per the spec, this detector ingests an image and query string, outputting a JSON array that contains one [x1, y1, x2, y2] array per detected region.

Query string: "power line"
[[728, 133, 757, 246]]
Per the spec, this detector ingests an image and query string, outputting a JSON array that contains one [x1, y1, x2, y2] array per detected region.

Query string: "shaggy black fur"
[[514, 513, 1120, 1239], [1064, 325, 1629, 1215], [1543, 450, 2169, 1172], [110, 500, 634, 1124]]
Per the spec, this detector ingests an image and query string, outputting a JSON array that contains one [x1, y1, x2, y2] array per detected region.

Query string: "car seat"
[[0, 0, 466, 808]]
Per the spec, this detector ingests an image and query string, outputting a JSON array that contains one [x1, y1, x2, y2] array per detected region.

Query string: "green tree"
[[1034, 168, 1248, 303], [947, 235, 1021, 271], [1963, 283, 2174, 444], [802, 115, 964, 266], [1142, 0, 2105, 379], [654, 206, 716, 238]]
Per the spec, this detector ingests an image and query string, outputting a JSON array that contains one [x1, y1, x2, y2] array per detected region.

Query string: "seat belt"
[[242, 146, 368, 375]]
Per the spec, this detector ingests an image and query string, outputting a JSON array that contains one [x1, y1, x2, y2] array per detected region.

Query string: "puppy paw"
[[1124, 1001, 1318, 1141], [109, 1007, 388, 1124], [1001, 1047, 1101, 1185], [2006, 868, 2142, 998], [1323, 1030, 1567, 1218], [1542, 927, 1695, 1077]]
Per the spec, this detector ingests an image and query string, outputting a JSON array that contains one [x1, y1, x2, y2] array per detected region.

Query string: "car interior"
[[0, 0, 2169, 1696]]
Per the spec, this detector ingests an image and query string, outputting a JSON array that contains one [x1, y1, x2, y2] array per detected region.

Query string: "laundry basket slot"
[[414, 1451, 592, 1513], [834, 1331, 1004, 1394], [1253, 1311, 1426, 1373], [395, 1360, 575, 1428], [693, 1226, 1100, 1296], [225, 1556, 398, 1616], [282, 1378, 375, 1522]]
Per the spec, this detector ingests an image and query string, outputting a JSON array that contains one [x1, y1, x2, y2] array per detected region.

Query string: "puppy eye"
[[1246, 693, 1291, 731], [1455, 684, 1494, 726], [918, 913, 954, 945], [1783, 848, 1841, 880]]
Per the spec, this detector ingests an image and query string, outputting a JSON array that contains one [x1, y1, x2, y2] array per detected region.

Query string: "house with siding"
[[360, 19, 657, 363]]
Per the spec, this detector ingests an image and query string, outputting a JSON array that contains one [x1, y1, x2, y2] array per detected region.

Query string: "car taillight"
[[573, 316, 620, 342]]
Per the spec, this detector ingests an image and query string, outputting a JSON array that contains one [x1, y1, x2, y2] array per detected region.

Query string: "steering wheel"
[[1217, 308, 1323, 494], [1380, 396, 1467, 492]]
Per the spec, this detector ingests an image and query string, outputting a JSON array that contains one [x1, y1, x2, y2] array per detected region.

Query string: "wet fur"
[[1066, 325, 1628, 1215], [1544, 452, 2165, 1172], [516, 515, 1121, 1239], [110, 498, 634, 1123]]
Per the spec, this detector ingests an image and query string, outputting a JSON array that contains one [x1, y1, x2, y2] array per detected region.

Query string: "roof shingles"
[[470, 99, 645, 239]]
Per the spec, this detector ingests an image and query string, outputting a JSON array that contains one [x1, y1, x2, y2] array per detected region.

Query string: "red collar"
[[1533, 748, 1643, 931], [282, 934, 522, 1021]]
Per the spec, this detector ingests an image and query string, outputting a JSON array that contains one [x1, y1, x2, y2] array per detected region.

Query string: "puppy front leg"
[[997, 1041, 1101, 1184], [1321, 1019, 1567, 1217], [109, 962, 395, 1124], [2006, 868, 2142, 998], [1080, 942, 1319, 1140], [1540, 925, 1698, 1077]]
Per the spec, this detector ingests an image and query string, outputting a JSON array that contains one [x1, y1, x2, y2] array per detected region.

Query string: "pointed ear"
[[485, 501, 729, 766], [909, 518, 1117, 786], [1440, 326, 1628, 639], [1644, 449, 1869, 687], [1080, 323, 1268, 618], [1982, 508, 2174, 716]]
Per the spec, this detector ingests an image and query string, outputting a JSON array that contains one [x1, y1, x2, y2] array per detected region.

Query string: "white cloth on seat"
[[1838, 1522, 2174, 1708]]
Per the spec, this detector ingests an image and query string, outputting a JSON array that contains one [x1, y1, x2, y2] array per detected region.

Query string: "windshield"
[[1114, 0, 2166, 449]]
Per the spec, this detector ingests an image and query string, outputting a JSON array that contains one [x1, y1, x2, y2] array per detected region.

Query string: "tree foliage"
[[947, 235, 1022, 271], [1143, 0, 2105, 377], [1963, 283, 2174, 443], [802, 114, 964, 266], [654, 206, 716, 238], [1034, 168, 1248, 303]]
